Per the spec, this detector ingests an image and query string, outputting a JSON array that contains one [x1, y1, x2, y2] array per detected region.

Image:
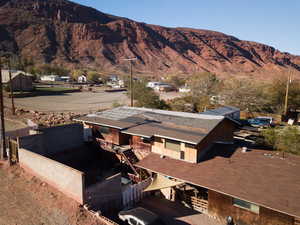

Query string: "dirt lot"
[[0, 163, 107, 225], [4, 119, 27, 131], [4, 90, 129, 113]]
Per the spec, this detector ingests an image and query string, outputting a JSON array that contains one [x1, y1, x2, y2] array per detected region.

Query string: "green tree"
[[87, 71, 101, 83], [128, 80, 169, 109], [264, 78, 300, 113], [262, 126, 300, 156], [167, 75, 186, 88], [221, 78, 267, 112], [71, 69, 85, 81], [186, 72, 220, 112]]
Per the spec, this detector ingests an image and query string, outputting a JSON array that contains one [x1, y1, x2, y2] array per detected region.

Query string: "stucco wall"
[[208, 190, 294, 225], [18, 148, 85, 204]]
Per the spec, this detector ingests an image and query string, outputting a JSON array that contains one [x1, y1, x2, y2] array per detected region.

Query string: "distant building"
[[200, 106, 240, 120], [78, 75, 87, 83], [178, 85, 191, 93], [40, 75, 61, 82], [60, 76, 70, 82], [1, 69, 33, 91], [147, 81, 162, 88], [154, 83, 174, 92]]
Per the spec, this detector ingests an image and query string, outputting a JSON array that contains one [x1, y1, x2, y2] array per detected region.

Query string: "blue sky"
[[72, 0, 300, 55]]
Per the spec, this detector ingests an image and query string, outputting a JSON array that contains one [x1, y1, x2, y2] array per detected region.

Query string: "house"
[[75, 107, 300, 225], [153, 83, 174, 92], [40, 75, 61, 82], [60, 76, 71, 82], [147, 82, 174, 92], [178, 85, 191, 93], [1, 69, 33, 91], [200, 106, 240, 120], [75, 107, 238, 163], [146, 82, 161, 88], [78, 75, 87, 83]]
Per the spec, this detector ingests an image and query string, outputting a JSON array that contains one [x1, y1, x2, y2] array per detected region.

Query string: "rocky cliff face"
[[0, 0, 299, 78]]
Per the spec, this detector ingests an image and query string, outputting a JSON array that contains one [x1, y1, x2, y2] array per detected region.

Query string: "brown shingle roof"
[[136, 146, 300, 218]]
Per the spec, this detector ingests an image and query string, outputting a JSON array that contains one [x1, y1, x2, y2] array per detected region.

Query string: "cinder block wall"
[[18, 123, 84, 156], [19, 148, 85, 204], [18, 134, 45, 155], [42, 123, 84, 155]]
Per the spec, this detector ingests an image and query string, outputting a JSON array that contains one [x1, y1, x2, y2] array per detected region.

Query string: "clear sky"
[[72, 0, 300, 55]]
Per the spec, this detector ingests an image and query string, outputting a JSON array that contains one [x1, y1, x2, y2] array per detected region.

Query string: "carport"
[[138, 196, 222, 225]]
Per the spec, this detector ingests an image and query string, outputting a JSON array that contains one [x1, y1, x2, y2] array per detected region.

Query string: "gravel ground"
[[4, 119, 26, 131], [0, 164, 106, 225], [4, 90, 129, 113]]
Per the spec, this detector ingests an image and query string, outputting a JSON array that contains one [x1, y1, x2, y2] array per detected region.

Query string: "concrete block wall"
[[41, 123, 84, 155], [18, 134, 45, 155], [18, 123, 84, 156], [18, 148, 85, 204]]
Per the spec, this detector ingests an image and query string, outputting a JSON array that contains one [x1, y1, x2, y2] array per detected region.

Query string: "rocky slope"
[[0, 0, 299, 78]]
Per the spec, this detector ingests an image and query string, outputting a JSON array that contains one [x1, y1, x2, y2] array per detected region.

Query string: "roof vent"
[[160, 155, 166, 159], [241, 147, 248, 153]]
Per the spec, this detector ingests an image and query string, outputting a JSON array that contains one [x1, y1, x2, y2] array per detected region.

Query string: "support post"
[[8, 59, 15, 115], [0, 58, 7, 160], [130, 60, 133, 107]]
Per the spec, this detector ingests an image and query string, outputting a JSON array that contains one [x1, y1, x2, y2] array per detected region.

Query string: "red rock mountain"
[[1, 0, 300, 78]]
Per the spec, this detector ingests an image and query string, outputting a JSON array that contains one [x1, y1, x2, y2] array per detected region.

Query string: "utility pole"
[[0, 57, 7, 160], [284, 71, 292, 117], [123, 57, 137, 107], [8, 58, 15, 115]]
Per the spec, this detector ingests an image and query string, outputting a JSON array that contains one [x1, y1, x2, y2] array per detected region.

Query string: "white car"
[[118, 207, 165, 225]]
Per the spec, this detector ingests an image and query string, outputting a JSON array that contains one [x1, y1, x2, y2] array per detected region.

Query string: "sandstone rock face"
[[0, 0, 299, 79]]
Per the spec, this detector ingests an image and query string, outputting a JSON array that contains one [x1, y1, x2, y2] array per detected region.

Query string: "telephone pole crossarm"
[[122, 57, 137, 107]]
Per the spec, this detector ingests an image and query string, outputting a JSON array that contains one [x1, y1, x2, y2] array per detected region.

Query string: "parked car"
[[118, 207, 165, 225], [247, 116, 274, 128]]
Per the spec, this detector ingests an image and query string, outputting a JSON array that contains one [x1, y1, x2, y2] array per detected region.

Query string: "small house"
[[78, 75, 87, 83], [1, 69, 33, 91], [40, 75, 61, 82]]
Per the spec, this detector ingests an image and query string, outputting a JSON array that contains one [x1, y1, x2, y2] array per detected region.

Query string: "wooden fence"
[[122, 178, 151, 208]]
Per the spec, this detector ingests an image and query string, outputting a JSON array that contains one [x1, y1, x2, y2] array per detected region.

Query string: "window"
[[165, 139, 181, 151], [98, 126, 110, 134], [233, 198, 259, 214]]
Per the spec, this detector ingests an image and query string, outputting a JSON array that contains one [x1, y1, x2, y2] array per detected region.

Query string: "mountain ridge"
[[0, 0, 299, 78]]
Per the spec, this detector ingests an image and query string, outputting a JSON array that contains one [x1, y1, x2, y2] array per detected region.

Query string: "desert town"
[[0, 68, 300, 225], [1, 1, 300, 225]]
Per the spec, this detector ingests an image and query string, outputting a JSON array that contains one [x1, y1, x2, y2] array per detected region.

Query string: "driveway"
[[138, 197, 223, 225]]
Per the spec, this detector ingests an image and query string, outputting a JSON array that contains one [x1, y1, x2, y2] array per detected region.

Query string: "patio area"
[[138, 196, 223, 225]]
